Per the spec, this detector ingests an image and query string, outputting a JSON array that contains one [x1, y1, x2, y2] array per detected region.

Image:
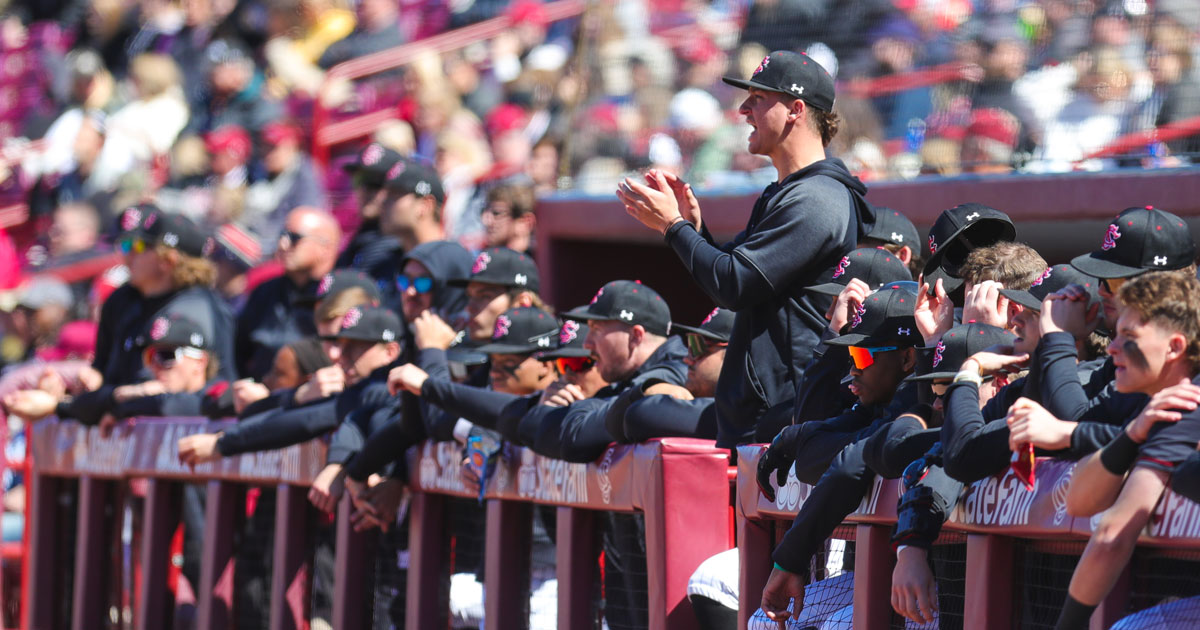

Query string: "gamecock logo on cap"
[[317, 273, 334, 296], [121, 208, 142, 232], [1031, 267, 1053, 287], [473, 252, 491, 274], [831, 256, 851, 279], [753, 55, 769, 76], [362, 143, 383, 166], [493, 315, 512, 340], [850, 303, 866, 329], [560, 320, 580, 345], [928, 234, 938, 254], [589, 287, 604, 305], [1101, 224, 1122, 251], [342, 307, 362, 330], [932, 340, 946, 368], [150, 317, 170, 341], [701, 307, 720, 326]]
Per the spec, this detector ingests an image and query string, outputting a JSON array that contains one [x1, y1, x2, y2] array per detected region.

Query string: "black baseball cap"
[[450, 247, 540, 293], [999, 264, 1100, 312], [864, 207, 921, 250], [564, 280, 672, 337], [908, 323, 1016, 381], [475, 307, 560, 354], [537, 318, 592, 359], [383, 157, 445, 204], [1070, 206, 1197, 279], [807, 247, 913, 297], [722, 50, 835, 112], [124, 208, 215, 258], [303, 269, 383, 306], [922, 203, 1016, 281], [321, 305, 403, 343], [343, 142, 403, 188], [137, 314, 208, 350], [672, 307, 734, 342], [827, 285, 921, 348]]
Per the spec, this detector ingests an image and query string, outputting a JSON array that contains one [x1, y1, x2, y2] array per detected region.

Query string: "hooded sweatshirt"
[[664, 157, 874, 447]]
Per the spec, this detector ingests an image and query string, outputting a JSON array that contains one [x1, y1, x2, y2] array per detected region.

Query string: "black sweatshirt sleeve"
[[793, 330, 855, 424], [239, 387, 297, 418], [540, 398, 616, 463], [892, 465, 964, 550], [57, 385, 117, 425], [217, 399, 340, 455], [420, 377, 520, 430], [622, 396, 718, 442], [496, 395, 540, 445], [1038, 332, 1093, 420], [327, 417, 365, 465], [941, 382, 1018, 483], [771, 437, 876, 575], [530, 404, 572, 460], [112, 392, 205, 419], [861, 416, 939, 479], [791, 410, 882, 484]]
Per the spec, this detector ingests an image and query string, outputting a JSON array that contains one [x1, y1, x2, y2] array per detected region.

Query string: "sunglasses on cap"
[[553, 356, 595, 374], [847, 345, 898, 370], [686, 333, 727, 359], [146, 346, 206, 367], [396, 275, 434, 294], [118, 237, 148, 255]]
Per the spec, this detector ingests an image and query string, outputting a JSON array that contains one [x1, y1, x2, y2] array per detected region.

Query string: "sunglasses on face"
[[147, 346, 205, 367], [847, 345, 899, 370], [553, 356, 595, 374], [119, 237, 147, 255], [1100, 277, 1127, 295], [279, 231, 310, 248], [396, 275, 434, 294], [491, 358, 529, 377], [686, 333, 727, 359]]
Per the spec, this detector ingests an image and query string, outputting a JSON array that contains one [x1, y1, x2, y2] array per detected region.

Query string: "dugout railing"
[[738, 445, 1200, 630]]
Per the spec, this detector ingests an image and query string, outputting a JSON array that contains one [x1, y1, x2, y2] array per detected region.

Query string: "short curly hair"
[[957, 242, 1047, 290], [1118, 271, 1200, 372]]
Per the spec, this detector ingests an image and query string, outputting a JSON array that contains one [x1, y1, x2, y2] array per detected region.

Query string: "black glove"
[[757, 424, 802, 502]]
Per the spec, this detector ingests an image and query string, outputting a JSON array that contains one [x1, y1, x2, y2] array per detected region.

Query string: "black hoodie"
[[664, 157, 874, 448]]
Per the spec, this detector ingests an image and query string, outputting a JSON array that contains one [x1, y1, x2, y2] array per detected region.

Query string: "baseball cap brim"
[[535, 346, 592, 360], [562, 306, 615, 322], [923, 266, 964, 295], [320, 330, 389, 343], [721, 76, 793, 96], [998, 288, 1042, 312], [447, 347, 489, 366], [670, 323, 726, 341], [805, 282, 846, 297], [1069, 252, 1147, 280], [905, 370, 959, 382], [474, 342, 542, 355]]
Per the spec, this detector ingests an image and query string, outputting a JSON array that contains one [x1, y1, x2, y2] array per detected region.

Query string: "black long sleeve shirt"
[[791, 383, 919, 484], [234, 275, 317, 380]]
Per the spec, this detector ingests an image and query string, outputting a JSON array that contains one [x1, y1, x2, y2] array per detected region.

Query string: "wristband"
[[1100, 431, 1141, 476], [773, 562, 789, 573], [953, 369, 982, 386]]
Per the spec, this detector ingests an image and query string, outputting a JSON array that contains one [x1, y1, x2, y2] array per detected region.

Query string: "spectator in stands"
[[46, 202, 103, 263], [337, 143, 404, 270], [203, 125, 253, 226], [971, 25, 1041, 155], [317, 0, 404, 69], [210, 223, 261, 310], [197, 39, 283, 135], [236, 207, 340, 380], [0, 277, 75, 363], [960, 108, 1021, 174], [1035, 47, 1138, 171], [264, 0, 356, 96], [1053, 272, 1200, 630], [243, 122, 327, 246], [481, 182, 536, 256], [1132, 17, 1200, 162], [526, 136, 559, 195]]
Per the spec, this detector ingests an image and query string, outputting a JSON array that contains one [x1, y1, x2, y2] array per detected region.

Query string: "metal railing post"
[[196, 480, 241, 630]]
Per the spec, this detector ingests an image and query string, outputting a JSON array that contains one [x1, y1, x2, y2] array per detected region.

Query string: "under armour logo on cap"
[[790, 83, 803, 94], [415, 181, 432, 196], [473, 252, 491, 274], [1154, 256, 1168, 266], [342, 307, 362, 330], [898, 327, 911, 336], [966, 212, 980, 221], [493, 314, 512, 339], [514, 273, 527, 285], [560, 320, 580, 344], [189, 333, 204, 347], [932, 340, 946, 368], [536, 336, 552, 347], [381, 329, 395, 341], [891, 232, 903, 242], [1102, 224, 1122, 250], [163, 232, 179, 247], [619, 310, 634, 321]]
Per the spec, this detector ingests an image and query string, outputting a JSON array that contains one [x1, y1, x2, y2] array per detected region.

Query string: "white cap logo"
[[619, 310, 634, 321]]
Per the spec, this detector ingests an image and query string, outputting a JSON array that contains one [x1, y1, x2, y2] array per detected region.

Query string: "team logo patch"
[[143, 212, 157, 229], [473, 252, 491, 274], [1031, 267, 1053, 288], [850, 303, 866, 329], [932, 340, 946, 368], [493, 315, 512, 340], [831, 256, 851, 279], [386, 161, 406, 180], [121, 208, 142, 232], [753, 55, 769, 76], [560, 320, 580, 345], [150, 317, 170, 341], [163, 232, 179, 247], [342, 307, 362, 330], [362, 143, 383, 166], [189, 333, 204, 347], [1101, 224, 1121, 251], [590, 287, 604, 305], [317, 273, 334, 296], [928, 234, 938, 254], [700, 308, 720, 326]]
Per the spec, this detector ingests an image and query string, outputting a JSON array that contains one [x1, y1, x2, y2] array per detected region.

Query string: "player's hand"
[[1041, 285, 1099, 337], [231, 379, 270, 414], [643, 382, 693, 400], [540, 379, 586, 407], [652, 169, 701, 231], [37, 367, 67, 400], [757, 425, 801, 502], [760, 565, 807, 628], [915, 275, 955, 344], [962, 280, 1008, 328], [961, 346, 1029, 377], [617, 171, 682, 235], [350, 477, 408, 532], [76, 366, 103, 392], [892, 546, 938, 624], [294, 366, 345, 404], [177, 432, 223, 468], [3, 389, 59, 421], [113, 380, 167, 403], [307, 463, 346, 513], [413, 310, 457, 351], [388, 364, 429, 396], [1126, 378, 1200, 443], [826, 278, 871, 334], [1006, 398, 1076, 451]]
